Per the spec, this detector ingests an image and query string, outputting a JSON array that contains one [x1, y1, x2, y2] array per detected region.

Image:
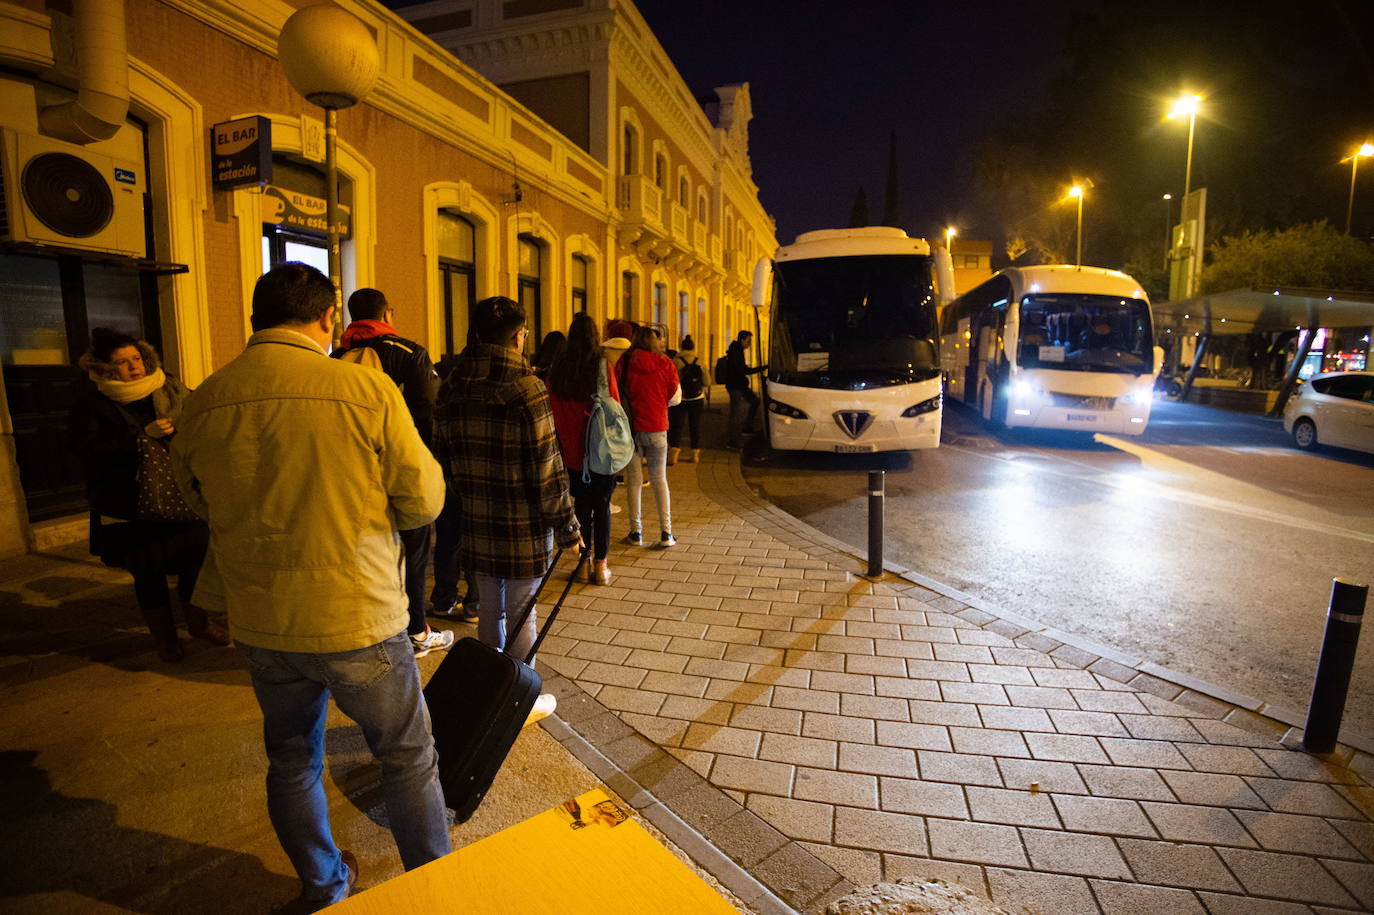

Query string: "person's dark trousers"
[[400, 525, 431, 636], [568, 469, 616, 560], [726, 387, 759, 446], [668, 399, 704, 450], [430, 489, 463, 610]]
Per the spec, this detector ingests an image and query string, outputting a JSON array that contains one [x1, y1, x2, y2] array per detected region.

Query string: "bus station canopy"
[[1153, 287, 1374, 336]]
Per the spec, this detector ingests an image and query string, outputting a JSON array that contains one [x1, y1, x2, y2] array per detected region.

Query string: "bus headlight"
[[768, 399, 808, 420], [901, 394, 941, 418], [1121, 389, 1149, 406], [1011, 379, 1036, 400]]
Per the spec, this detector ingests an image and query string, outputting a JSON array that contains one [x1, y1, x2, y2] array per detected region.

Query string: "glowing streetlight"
[[945, 225, 957, 256], [1067, 184, 1085, 268], [1344, 142, 1374, 235], [1167, 93, 1203, 199]]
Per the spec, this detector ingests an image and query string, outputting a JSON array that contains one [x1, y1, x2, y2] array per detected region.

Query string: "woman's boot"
[[184, 604, 231, 646], [688, 449, 701, 463], [666, 447, 680, 466], [592, 559, 612, 586]]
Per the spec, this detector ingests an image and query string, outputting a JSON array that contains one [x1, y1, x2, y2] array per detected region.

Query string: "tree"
[[1201, 221, 1374, 293]]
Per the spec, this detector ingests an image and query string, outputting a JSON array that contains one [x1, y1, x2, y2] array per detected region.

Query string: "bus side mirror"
[[1153, 345, 1165, 375]]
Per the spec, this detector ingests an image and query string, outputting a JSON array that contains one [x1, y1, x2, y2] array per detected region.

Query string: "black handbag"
[[135, 435, 199, 522]]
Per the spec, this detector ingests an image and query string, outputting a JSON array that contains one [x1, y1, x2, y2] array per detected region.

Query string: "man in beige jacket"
[[173, 263, 449, 910]]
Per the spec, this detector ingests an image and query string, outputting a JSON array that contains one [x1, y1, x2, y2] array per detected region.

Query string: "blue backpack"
[[583, 359, 635, 480]]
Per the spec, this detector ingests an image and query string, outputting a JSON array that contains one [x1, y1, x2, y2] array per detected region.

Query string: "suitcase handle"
[[507, 550, 586, 663]]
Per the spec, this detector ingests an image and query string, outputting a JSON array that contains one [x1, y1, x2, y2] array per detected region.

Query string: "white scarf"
[[93, 367, 166, 404]]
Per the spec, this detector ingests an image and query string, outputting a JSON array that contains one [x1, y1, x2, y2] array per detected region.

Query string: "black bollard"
[[1302, 578, 1368, 754], [866, 470, 884, 579]]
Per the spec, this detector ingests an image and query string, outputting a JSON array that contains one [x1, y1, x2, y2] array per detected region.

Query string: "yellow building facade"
[[0, 0, 775, 555]]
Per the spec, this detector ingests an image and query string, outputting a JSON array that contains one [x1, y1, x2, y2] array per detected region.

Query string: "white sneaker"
[[524, 693, 557, 727], [411, 628, 455, 658]]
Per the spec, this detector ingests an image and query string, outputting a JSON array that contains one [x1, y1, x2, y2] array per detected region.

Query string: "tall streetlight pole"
[[1345, 143, 1374, 235], [1168, 93, 1202, 200], [278, 6, 380, 349], [1068, 184, 1084, 268], [945, 225, 956, 258], [1161, 193, 1173, 270]]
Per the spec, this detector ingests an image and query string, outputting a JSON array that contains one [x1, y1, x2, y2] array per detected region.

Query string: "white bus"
[[939, 265, 1163, 434], [756, 227, 945, 452]]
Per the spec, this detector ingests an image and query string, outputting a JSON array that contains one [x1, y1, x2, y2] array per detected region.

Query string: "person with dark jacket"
[[68, 327, 228, 662], [333, 288, 450, 658], [668, 334, 706, 464], [618, 326, 680, 547], [725, 329, 765, 449], [434, 296, 581, 673]]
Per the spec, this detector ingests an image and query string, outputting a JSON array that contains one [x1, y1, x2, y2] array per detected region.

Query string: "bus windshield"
[[771, 254, 940, 389], [1017, 293, 1153, 374]]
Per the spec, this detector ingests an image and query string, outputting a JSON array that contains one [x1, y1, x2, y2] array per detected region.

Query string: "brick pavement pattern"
[[540, 450, 1374, 913]]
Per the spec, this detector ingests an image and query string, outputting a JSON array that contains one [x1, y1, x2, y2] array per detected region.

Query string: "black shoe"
[[625, 531, 642, 545], [428, 599, 457, 619], [458, 602, 480, 624]]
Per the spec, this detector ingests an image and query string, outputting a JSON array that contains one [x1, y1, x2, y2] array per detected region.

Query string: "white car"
[[1283, 371, 1374, 454]]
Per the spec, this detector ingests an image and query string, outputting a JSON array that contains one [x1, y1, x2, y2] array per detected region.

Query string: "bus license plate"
[[835, 444, 875, 453], [1065, 413, 1097, 422]]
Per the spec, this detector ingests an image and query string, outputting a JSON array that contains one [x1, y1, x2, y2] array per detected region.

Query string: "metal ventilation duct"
[[38, 0, 130, 144]]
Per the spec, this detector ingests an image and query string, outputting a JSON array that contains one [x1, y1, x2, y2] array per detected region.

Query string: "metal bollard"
[[866, 470, 884, 579], [1302, 578, 1368, 754]]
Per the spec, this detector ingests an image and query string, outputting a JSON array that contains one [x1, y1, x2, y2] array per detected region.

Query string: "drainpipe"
[[38, 0, 129, 144]]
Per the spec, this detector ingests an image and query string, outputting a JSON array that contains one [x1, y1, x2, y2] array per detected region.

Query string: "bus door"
[[967, 306, 1004, 414]]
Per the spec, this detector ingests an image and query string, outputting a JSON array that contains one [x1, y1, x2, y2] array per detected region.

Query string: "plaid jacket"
[[434, 343, 579, 580]]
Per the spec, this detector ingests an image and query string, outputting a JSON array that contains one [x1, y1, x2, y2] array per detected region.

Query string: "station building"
[[0, 0, 777, 555]]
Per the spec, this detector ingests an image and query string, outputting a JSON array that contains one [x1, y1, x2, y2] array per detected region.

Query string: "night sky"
[[633, 0, 1071, 246], [634, 0, 1374, 261]]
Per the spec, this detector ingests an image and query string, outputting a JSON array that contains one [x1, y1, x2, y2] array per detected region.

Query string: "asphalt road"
[[741, 399, 1374, 739]]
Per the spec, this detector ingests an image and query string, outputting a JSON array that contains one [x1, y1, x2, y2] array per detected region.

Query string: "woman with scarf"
[[69, 327, 228, 662]]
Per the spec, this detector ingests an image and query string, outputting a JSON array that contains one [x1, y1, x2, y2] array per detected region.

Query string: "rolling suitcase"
[[423, 551, 582, 822]]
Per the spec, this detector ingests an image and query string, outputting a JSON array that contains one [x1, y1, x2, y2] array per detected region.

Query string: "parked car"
[[1282, 371, 1374, 454]]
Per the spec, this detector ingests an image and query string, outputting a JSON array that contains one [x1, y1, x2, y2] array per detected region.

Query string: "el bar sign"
[[211, 116, 271, 189]]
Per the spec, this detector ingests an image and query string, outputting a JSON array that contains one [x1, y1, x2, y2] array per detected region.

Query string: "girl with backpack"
[[547, 314, 621, 585], [618, 326, 681, 547], [668, 335, 706, 465]]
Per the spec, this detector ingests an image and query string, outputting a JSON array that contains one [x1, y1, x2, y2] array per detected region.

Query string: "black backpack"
[[678, 360, 705, 400], [714, 355, 729, 385]]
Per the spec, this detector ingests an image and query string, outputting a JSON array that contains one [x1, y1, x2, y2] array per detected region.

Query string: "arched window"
[[697, 190, 708, 224], [571, 254, 589, 314], [678, 175, 689, 208], [654, 153, 667, 191], [652, 281, 667, 328], [517, 234, 542, 351], [437, 210, 476, 353], [678, 289, 690, 342], [622, 122, 638, 175]]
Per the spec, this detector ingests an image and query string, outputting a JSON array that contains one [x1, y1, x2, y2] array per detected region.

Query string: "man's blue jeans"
[[240, 632, 451, 905], [474, 574, 542, 660]]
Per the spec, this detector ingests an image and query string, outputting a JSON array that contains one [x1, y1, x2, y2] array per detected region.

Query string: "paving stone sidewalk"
[[536, 448, 1374, 914]]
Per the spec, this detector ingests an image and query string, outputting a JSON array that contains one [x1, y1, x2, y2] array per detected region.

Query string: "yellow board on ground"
[[329, 789, 742, 914]]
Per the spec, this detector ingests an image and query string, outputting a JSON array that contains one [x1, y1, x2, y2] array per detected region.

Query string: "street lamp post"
[[1344, 143, 1374, 235], [1162, 193, 1174, 267], [277, 6, 380, 349], [1168, 93, 1201, 200], [945, 225, 956, 258], [1068, 184, 1084, 268]]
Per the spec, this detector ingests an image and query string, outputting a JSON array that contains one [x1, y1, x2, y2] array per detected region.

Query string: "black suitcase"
[[423, 551, 582, 822]]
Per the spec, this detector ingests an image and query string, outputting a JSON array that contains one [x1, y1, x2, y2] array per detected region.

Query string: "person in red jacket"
[[547, 314, 621, 584], [617, 325, 680, 547]]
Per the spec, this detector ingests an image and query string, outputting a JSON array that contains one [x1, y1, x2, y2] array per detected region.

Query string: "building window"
[[621, 270, 636, 319], [697, 191, 708, 224], [962, 255, 982, 269], [622, 123, 638, 175], [652, 281, 667, 328], [678, 290, 690, 343], [437, 210, 476, 354], [654, 153, 667, 191], [678, 176, 689, 208], [518, 234, 542, 350], [262, 227, 328, 276], [571, 254, 588, 314]]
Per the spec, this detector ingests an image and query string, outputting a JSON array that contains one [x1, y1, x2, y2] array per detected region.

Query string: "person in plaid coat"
[[433, 296, 581, 659]]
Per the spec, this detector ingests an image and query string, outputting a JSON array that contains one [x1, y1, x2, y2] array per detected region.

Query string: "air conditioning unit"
[[0, 128, 146, 257]]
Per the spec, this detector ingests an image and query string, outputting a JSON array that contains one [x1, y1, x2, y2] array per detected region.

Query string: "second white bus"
[[939, 265, 1163, 434]]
